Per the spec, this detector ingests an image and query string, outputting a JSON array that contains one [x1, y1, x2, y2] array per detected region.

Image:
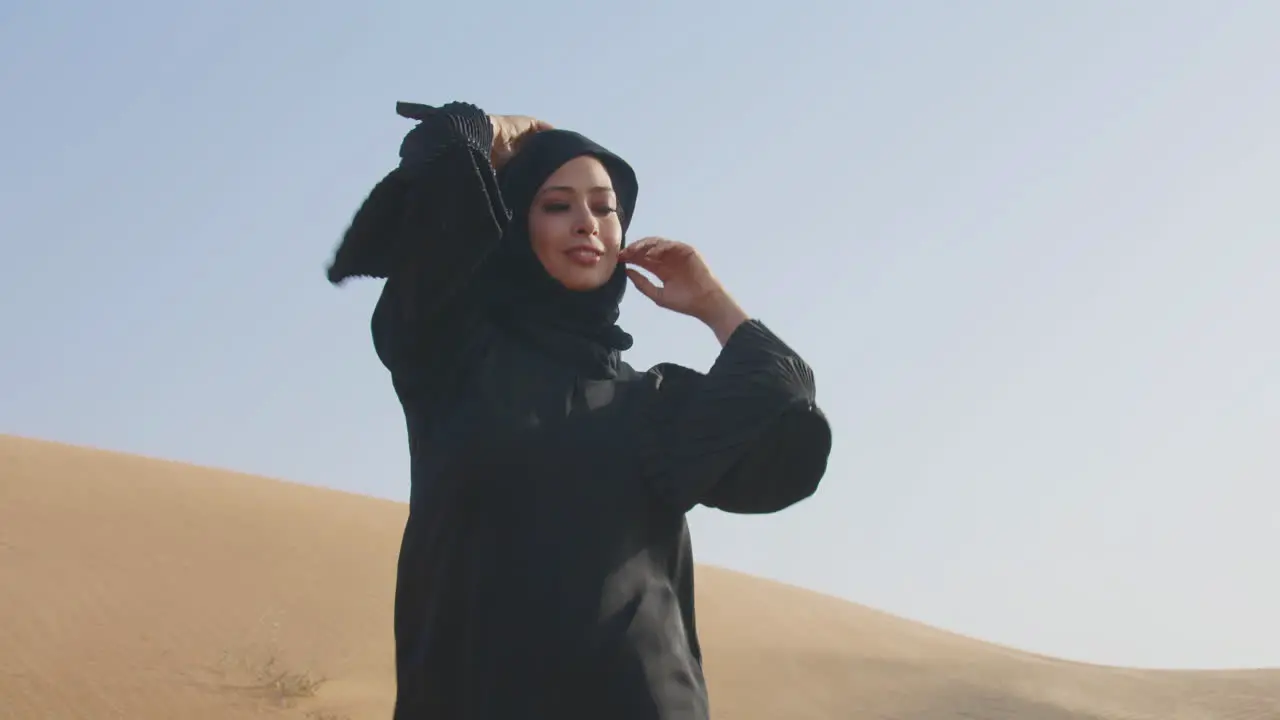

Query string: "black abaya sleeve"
[[644, 320, 833, 515], [326, 102, 507, 379]]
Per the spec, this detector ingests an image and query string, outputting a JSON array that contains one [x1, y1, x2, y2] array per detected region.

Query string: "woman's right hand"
[[490, 115, 553, 169]]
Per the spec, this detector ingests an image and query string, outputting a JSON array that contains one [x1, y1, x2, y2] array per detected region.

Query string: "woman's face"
[[528, 155, 623, 291]]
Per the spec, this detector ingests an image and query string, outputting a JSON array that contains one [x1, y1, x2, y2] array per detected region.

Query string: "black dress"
[[350, 105, 833, 719]]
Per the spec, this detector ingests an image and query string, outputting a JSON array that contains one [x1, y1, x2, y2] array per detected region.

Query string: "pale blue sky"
[[2, 2, 1276, 670]]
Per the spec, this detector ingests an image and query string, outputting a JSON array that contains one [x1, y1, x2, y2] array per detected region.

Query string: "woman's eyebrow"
[[538, 185, 615, 195]]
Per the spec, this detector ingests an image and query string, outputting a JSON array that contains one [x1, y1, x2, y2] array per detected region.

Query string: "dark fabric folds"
[[327, 102, 506, 394], [643, 320, 833, 514], [483, 128, 640, 368], [327, 101, 502, 287], [327, 99, 833, 720]]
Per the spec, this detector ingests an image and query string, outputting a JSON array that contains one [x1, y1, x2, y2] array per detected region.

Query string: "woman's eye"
[[541, 202, 615, 216]]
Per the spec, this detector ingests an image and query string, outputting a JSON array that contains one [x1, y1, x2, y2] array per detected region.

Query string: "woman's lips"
[[565, 246, 603, 267]]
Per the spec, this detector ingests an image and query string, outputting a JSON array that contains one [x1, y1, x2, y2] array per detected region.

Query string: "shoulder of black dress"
[[638, 362, 703, 393]]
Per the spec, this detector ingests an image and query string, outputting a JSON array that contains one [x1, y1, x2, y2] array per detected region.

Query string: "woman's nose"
[[573, 208, 598, 236]]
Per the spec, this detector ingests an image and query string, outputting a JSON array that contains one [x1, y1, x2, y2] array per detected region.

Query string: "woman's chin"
[[551, 266, 616, 292]]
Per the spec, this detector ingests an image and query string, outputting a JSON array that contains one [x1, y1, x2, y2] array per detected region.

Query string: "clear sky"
[[2, 1, 1276, 670]]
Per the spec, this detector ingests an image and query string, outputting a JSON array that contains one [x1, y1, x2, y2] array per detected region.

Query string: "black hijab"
[[482, 129, 639, 377]]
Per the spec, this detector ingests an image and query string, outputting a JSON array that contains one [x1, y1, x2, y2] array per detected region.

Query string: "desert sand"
[[1, 434, 1277, 720]]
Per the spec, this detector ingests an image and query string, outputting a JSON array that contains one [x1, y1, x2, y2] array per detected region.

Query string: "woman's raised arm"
[[642, 321, 833, 515], [625, 237, 833, 514], [326, 102, 548, 378]]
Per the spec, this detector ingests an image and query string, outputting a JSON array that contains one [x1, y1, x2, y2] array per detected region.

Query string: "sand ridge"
[[2, 434, 1277, 719]]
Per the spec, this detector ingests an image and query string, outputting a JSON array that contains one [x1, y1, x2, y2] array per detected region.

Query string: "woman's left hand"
[[620, 237, 749, 342]]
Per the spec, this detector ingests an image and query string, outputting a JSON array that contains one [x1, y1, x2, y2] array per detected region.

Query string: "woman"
[[327, 100, 832, 719]]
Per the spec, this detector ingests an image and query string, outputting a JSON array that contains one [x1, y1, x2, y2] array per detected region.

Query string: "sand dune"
[[1, 434, 1277, 719]]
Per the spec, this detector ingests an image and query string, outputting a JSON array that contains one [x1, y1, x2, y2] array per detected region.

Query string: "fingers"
[[626, 268, 663, 303], [622, 236, 694, 255], [620, 238, 695, 278], [620, 249, 661, 274], [618, 237, 652, 260], [619, 236, 671, 262], [489, 118, 552, 170], [510, 117, 552, 141], [517, 119, 553, 143], [492, 116, 552, 145]]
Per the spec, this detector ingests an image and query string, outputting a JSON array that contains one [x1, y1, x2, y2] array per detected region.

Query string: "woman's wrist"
[[697, 292, 750, 346], [488, 116, 504, 167]]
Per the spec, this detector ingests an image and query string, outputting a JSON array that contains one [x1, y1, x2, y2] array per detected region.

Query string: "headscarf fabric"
[[481, 129, 640, 372]]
